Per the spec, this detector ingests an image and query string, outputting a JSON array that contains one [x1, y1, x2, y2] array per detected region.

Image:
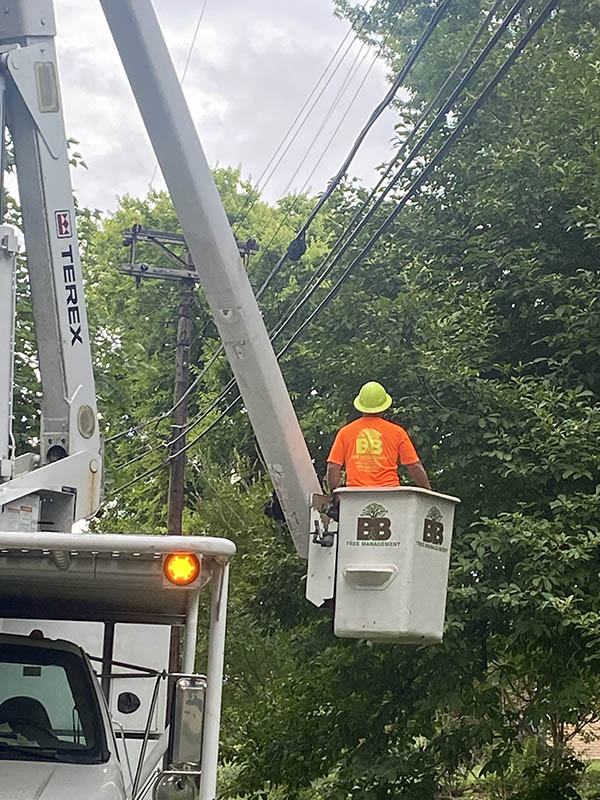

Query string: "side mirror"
[[117, 692, 141, 715], [167, 676, 207, 769]]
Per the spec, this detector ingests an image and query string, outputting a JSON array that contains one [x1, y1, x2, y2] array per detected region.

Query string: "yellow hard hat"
[[354, 381, 392, 413]]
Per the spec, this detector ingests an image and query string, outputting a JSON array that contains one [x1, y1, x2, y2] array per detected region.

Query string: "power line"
[[106, 460, 163, 499], [109, 0, 499, 464], [230, 0, 377, 235], [109, 0, 557, 496], [108, 0, 438, 460], [179, 0, 209, 83], [139, 0, 558, 470], [288, 0, 453, 246], [105, 342, 224, 445], [147, 0, 210, 189], [277, 39, 374, 199], [242, 19, 385, 292], [268, 0, 523, 345], [106, 3, 400, 448], [273, 0, 558, 356], [108, 0, 470, 473], [245, 0, 453, 318], [278, 0, 507, 326], [231, 0, 403, 283]]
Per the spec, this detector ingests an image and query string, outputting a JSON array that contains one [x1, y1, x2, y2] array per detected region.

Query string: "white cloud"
[[49, 0, 400, 213]]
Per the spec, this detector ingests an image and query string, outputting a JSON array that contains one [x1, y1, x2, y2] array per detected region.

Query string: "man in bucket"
[[327, 381, 431, 497]]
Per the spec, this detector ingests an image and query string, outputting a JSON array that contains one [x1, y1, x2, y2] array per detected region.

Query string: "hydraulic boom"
[[0, 0, 102, 526]]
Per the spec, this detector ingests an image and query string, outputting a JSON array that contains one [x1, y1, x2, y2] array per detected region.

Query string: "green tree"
[[206, 2, 600, 796], [74, 3, 600, 795]]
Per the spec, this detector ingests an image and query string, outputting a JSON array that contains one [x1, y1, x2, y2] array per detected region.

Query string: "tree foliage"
[[195, 2, 599, 796]]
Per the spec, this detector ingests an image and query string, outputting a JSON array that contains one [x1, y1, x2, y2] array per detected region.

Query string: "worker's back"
[[328, 415, 418, 487]]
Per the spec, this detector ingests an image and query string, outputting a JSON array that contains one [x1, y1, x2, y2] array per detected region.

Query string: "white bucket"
[[333, 487, 460, 642]]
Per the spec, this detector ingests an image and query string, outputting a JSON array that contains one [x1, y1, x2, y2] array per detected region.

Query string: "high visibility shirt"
[[327, 416, 420, 488]]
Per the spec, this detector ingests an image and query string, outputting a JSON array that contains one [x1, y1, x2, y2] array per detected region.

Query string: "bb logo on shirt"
[[423, 506, 444, 545], [355, 428, 383, 456], [356, 502, 391, 541]]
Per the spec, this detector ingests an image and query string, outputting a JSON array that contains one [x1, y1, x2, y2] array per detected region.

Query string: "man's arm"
[[406, 461, 432, 490], [327, 462, 342, 493]]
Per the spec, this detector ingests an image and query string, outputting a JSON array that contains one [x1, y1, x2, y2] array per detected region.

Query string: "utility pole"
[[167, 272, 194, 534], [120, 225, 258, 534]]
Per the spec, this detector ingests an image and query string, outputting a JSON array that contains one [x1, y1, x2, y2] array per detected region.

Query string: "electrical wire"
[[278, 39, 374, 199], [243, 0, 452, 319], [272, 0, 559, 356], [109, 0, 497, 462], [232, 0, 405, 288], [109, 0, 557, 496], [109, 0, 473, 470], [147, 0, 210, 189], [268, 0, 524, 344], [243, 21, 386, 293], [108, 0, 439, 461], [105, 342, 224, 444], [138, 0, 558, 471], [105, 1, 402, 447], [275, 0, 507, 329], [229, 0, 379, 235], [291, 0, 453, 242]]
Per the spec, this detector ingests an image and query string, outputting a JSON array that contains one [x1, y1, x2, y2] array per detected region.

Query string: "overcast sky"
[[50, 0, 399, 213]]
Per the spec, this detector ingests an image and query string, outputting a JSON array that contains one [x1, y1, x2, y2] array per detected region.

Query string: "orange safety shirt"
[[327, 416, 419, 488]]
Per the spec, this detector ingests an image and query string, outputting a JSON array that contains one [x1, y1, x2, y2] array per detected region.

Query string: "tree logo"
[[357, 502, 392, 541], [423, 506, 444, 545]]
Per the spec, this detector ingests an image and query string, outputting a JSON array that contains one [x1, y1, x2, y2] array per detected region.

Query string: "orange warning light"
[[164, 553, 201, 586]]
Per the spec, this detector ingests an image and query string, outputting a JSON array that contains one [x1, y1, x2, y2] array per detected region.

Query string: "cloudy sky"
[[50, 0, 400, 213]]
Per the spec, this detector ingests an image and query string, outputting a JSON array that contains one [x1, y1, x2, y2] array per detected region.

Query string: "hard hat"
[[354, 381, 392, 414]]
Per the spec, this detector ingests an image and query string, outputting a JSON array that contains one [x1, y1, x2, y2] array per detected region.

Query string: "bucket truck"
[[0, 3, 233, 798], [0, 0, 458, 798]]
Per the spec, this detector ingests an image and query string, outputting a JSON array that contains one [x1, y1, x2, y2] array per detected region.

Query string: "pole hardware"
[[121, 224, 259, 277]]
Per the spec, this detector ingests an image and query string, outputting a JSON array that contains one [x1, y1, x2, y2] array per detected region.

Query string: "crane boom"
[[100, 0, 322, 557], [0, 0, 101, 523]]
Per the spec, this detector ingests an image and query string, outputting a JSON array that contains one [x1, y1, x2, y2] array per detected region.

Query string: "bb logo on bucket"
[[423, 506, 444, 545], [357, 502, 391, 541]]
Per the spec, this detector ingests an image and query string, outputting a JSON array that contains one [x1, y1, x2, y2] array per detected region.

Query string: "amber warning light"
[[164, 553, 201, 586]]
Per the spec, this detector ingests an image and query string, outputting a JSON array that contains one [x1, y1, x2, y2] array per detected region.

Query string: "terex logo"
[[55, 210, 72, 238], [61, 244, 83, 345], [423, 506, 444, 545], [356, 502, 391, 541]]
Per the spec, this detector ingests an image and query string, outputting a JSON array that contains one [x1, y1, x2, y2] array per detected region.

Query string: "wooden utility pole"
[[167, 273, 194, 534], [120, 225, 258, 534]]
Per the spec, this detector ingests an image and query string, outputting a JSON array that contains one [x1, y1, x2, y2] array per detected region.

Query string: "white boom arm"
[[0, 1, 102, 526], [100, 0, 322, 558]]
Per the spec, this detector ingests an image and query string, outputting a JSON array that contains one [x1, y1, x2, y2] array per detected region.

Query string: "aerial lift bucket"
[[308, 487, 460, 642]]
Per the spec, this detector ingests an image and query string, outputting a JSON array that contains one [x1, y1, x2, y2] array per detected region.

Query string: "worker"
[[327, 381, 431, 494]]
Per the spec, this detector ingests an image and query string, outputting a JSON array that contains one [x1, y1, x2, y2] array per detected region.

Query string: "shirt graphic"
[[328, 417, 419, 488]]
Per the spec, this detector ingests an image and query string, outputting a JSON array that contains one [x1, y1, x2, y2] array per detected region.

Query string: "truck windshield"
[[0, 642, 107, 763]]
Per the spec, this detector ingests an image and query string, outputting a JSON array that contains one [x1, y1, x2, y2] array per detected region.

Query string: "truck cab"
[[0, 632, 125, 800]]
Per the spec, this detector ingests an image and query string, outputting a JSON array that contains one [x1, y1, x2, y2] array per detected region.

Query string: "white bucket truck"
[[0, 2, 235, 796]]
